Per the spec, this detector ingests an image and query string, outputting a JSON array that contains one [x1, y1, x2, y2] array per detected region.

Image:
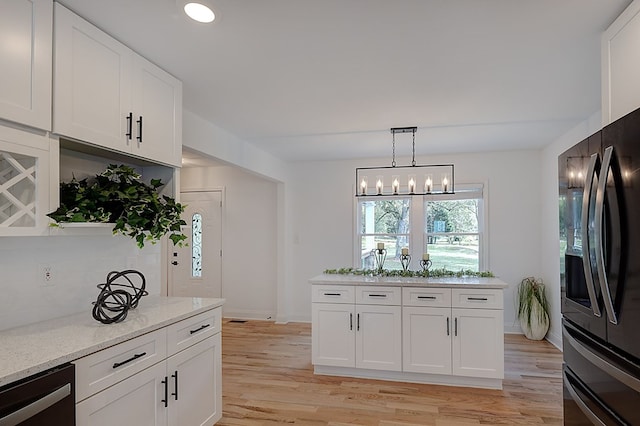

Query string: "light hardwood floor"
[[219, 320, 563, 425]]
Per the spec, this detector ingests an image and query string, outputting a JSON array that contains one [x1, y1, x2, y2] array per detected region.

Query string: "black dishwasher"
[[0, 363, 75, 426]]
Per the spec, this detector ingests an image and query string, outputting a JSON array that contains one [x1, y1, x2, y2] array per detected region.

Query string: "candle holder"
[[372, 248, 387, 274], [420, 259, 432, 272], [400, 254, 411, 272]]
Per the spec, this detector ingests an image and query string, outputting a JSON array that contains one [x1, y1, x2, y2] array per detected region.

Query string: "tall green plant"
[[517, 276, 549, 328], [48, 164, 187, 248]]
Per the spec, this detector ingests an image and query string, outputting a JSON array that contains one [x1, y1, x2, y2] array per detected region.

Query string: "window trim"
[[353, 182, 488, 271]]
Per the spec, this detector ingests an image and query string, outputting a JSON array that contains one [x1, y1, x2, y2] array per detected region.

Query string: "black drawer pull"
[[467, 297, 488, 301], [323, 292, 341, 296], [113, 352, 147, 369], [368, 294, 387, 298], [190, 323, 211, 334], [417, 296, 437, 300], [171, 370, 178, 400]]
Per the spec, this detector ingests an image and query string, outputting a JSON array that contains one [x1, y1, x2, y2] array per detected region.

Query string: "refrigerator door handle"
[[563, 370, 607, 426], [581, 153, 602, 317], [595, 146, 619, 325], [563, 323, 640, 393]]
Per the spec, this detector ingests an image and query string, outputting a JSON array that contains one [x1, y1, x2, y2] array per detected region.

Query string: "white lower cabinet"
[[311, 282, 505, 389], [312, 286, 402, 372], [76, 361, 167, 426], [402, 287, 504, 380], [75, 307, 222, 426]]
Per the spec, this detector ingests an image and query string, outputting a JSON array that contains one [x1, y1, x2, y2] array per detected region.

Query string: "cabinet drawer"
[[312, 285, 355, 304], [74, 328, 167, 402], [403, 287, 451, 307], [167, 308, 221, 356], [452, 289, 503, 309], [356, 286, 401, 305]]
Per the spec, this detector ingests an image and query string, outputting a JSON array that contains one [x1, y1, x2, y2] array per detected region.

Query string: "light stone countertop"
[[309, 273, 509, 288], [0, 295, 225, 388]]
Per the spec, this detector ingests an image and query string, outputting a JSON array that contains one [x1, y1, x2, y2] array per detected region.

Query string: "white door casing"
[[169, 191, 222, 298]]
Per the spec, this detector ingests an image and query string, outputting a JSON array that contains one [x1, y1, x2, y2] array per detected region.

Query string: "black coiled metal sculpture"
[[92, 270, 148, 324]]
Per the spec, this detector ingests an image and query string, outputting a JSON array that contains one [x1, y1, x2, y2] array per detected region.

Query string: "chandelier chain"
[[392, 131, 396, 167], [412, 129, 416, 167]]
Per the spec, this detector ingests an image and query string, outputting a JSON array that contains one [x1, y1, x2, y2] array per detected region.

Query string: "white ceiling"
[[58, 0, 631, 162]]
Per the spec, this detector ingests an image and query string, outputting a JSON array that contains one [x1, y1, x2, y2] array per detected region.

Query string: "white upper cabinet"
[[53, 3, 182, 167], [602, 0, 640, 125], [0, 0, 52, 130], [0, 124, 54, 236]]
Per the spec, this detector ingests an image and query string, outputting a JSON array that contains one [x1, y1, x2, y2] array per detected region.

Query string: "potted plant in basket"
[[47, 164, 187, 248], [517, 276, 550, 340]]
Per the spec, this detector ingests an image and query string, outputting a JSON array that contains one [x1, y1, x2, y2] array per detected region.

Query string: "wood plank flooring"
[[219, 320, 563, 425]]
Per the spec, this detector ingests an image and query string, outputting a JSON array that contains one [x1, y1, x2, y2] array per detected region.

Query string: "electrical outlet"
[[40, 265, 54, 286]]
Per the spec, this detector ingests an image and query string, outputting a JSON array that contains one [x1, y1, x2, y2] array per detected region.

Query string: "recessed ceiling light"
[[184, 2, 215, 23]]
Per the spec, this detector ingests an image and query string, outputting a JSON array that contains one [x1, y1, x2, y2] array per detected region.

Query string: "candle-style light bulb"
[[408, 175, 416, 194], [376, 177, 383, 195], [442, 176, 449, 193], [425, 175, 432, 193], [392, 175, 400, 194], [360, 177, 367, 195]]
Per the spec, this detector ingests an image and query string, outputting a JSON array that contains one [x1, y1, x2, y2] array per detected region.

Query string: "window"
[[192, 213, 202, 277], [356, 184, 485, 271]]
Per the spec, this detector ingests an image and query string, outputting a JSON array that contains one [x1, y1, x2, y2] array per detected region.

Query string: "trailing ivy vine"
[[323, 267, 494, 278], [48, 164, 187, 248]]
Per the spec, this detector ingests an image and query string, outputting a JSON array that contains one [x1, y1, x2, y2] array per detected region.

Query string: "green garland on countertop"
[[323, 267, 494, 278]]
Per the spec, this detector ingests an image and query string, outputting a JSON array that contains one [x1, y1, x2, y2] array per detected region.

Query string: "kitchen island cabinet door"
[[76, 361, 167, 426], [166, 334, 222, 426], [0, 0, 52, 130], [402, 306, 452, 375], [355, 304, 402, 371], [452, 308, 504, 379], [312, 303, 355, 368]]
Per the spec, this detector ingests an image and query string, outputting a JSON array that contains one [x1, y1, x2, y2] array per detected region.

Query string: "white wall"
[[539, 112, 602, 348], [288, 150, 543, 327], [0, 235, 161, 331], [181, 166, 278, 320]]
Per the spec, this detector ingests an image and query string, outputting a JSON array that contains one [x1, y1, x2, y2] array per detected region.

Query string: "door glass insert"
[[192, 213, 202, 277], [0, 151, 36, 227]]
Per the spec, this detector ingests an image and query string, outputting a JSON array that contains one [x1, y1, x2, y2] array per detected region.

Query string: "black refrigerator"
[[559, 106, 640, 425]]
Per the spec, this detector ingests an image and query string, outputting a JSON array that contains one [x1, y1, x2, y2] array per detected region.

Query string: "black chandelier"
[[355, 127, 455, 197]]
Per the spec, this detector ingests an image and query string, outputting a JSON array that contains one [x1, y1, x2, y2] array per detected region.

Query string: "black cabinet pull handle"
[[171, 370, 178, 400], [136, 116, 143, 142], [190, 323, 211, 334], [455, 318, 458, 336], [357, 313, 360, 331], [417, 296, 436, 300], [467, 297, 488, 301], [161, 376, 168, 407], [112, 352, 146, 369], [447, 317, 450, 336], [324, 292, 341, 296], [126, 112, 133, 140], [171, 261, 178, 266], [349, 313, 353, 330], [368, 294, 387, 298]]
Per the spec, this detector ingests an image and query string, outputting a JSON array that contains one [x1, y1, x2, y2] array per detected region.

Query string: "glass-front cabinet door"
[[0, 125, 52, 236]]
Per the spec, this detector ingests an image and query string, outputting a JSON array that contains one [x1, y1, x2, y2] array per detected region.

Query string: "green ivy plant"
[[47, 164, 187, 248], [323, 267, 494, 278]]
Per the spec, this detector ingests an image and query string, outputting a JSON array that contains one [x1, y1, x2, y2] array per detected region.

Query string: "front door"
[[169, 191, 222, 298]]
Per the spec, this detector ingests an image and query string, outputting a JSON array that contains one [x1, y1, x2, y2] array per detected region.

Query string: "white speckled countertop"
[[0, 295, 224, 388], [309, 274, 508, 288]]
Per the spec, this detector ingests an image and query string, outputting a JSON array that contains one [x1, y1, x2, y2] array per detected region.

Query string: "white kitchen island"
[[310, 274, 508, 389]]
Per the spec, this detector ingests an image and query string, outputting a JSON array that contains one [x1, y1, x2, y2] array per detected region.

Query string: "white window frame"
[[353, 183, 488, 271]]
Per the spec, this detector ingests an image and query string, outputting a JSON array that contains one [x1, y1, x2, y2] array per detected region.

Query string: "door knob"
[[171, 261, 178, 266]]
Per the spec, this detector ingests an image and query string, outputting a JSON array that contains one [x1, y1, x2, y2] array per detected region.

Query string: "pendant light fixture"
[[355, 127, 454, 197]]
